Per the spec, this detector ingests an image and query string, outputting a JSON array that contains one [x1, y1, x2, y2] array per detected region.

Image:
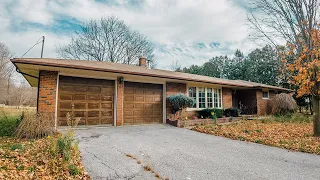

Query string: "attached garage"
[[58, 76, 114, 126], [123, 82, 163, 125]]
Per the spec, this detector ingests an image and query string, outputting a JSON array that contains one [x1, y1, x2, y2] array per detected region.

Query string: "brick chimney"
[[139, 57, 147, 67]]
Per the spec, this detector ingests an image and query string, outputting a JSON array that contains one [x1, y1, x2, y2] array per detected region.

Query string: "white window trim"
[[186, 85, 223, 111], [262, 90, 269, 99]]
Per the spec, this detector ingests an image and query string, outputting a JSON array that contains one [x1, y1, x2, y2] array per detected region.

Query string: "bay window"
[[187, 86, 222, 109]]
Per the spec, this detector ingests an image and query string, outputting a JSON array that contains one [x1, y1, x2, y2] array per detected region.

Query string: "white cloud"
[[0, 0, 254, 69]]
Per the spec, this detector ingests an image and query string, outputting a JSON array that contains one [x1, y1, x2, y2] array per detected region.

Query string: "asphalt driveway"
[[75, 124, 320, 180]]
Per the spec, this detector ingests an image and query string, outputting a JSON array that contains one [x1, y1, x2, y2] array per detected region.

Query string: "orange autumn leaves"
[[0, 137, 90, 180], [282, 29, 320, 96], [192, 120, 320, 154]]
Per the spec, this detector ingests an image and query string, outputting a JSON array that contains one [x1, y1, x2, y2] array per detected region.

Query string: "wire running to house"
[[21, 36, 44, 58]]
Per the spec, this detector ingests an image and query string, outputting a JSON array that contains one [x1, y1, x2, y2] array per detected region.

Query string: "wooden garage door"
[[124, 82, 163, 124], [58, 76, 114, 126]]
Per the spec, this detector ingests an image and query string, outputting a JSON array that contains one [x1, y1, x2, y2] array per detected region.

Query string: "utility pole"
[[40, 36, 45, 58]]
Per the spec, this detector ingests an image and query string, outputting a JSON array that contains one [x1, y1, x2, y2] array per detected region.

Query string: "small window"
[[188, 87, 197, 108], [262, 91, 269, 99]]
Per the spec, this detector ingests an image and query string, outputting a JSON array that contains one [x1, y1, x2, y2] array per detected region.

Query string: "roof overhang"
[[11, 58, 294, 92]]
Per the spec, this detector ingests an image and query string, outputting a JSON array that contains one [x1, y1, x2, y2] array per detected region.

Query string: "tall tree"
[[0, 42, 14, 104], [57, 16, 156, 67], [248, 0, 320, 136]]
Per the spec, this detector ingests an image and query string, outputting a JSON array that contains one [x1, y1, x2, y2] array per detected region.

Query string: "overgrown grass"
[[192, 114, 320, 154], [263, 113, 312, 123], [0, 116, 22, 137]]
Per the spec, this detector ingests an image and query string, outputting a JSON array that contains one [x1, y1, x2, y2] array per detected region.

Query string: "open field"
[[192, 115, 320, 155], [0, 107, 36, 118]]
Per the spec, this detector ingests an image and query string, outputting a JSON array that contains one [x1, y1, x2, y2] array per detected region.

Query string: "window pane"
[[262, 91, 269, 98], [214, 89, 218, 108], [218, 89, 222, 108], [207, 88, 213, 108], [198, 87, 206, 108], [188, 87, 196, 108]]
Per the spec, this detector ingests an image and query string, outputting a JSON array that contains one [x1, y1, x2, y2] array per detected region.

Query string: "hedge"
[[198, 108, 224, 118]]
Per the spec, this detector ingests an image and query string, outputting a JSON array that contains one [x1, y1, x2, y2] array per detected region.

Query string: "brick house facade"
[[11, 58, 291, 127]]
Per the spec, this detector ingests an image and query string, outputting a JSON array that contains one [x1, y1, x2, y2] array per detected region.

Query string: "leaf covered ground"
[[192, 119, 320, 154], [0, 136, 90, 179]]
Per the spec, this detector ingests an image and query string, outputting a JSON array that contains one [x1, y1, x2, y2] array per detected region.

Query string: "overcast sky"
[[0, 0, 256, 69]]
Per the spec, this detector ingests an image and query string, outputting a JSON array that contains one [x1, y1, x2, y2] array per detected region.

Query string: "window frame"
[[262, 90, 269, 99], [186, 85, 223, 111]]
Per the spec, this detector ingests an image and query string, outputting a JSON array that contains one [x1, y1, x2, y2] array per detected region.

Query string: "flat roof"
[[11, 58, 292, 92]]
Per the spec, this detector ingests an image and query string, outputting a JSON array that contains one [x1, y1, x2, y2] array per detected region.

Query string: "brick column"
[[116, 77, 124, 126], [222, 88, 232, 109], [38, 70, 58, 114]]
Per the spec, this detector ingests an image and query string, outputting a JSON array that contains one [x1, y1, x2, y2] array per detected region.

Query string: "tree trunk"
[[313, 95, 320, 136]]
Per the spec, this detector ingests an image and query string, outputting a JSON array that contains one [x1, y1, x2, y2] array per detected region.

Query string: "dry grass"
[[192, 118, 320, 154], [0, 107, 35, 118], [14, 113, 56, 139]]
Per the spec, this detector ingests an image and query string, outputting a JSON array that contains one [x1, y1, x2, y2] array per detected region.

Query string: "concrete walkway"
[[75, 124, 320, 180]]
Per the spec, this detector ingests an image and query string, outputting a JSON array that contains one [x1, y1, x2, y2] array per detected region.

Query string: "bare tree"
[[0, 42, 14, 104], [247, 0, 319, 49], [57, 16, 156, 67], [170, 60, 183, 72], [247, 0, 320, 135]]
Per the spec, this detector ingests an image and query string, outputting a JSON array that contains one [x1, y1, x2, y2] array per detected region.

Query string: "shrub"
[[271, 93, 297, 116], [14, 113, 56, 139], [224, 108, 240, 117], [167, 94, 194, 114], [198, 108, 224, 118]]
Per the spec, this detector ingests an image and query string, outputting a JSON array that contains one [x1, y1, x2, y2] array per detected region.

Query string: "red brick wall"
[[37, 70, 58, 114], [166, 82, 187, 119], [116, 78, 124, 126], [222, 88, 233, 109], [256, 90, 275, 115]]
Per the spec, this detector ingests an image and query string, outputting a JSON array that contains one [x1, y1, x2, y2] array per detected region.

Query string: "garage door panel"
[[134, 103, 144, 109], [74, 86, 87, 92], [101, 96, 113, 101], [124, 96, 134, 101], [124, 103, 134, 108], [88, 103, 100, 109], [102, 87, 114, 95], [124, 111, 133, 116], [101, 110, 112, 117], [102, 103, 112, 108], [124, 88, 134, 94], [88, 95, 100, 101], [101, 118, 113, 124], [87, 118, 99, 125], [134, 118, 144, 124], [145, 97, 154, 102], [60, 94, 72, 100], [135, 88, 144, 94], [74, 94, 86, 101], [60, 102, 72, 109], [58, 76, 114, 126], [134, 110, 144, 117], [135, 96, 144, 101], [60, 85, 73, 92], [74, 111, 86, 117], [124, 81, 163, 124]]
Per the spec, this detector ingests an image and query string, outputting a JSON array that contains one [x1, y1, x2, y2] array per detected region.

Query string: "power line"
[[21, 36, 44, 58]]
